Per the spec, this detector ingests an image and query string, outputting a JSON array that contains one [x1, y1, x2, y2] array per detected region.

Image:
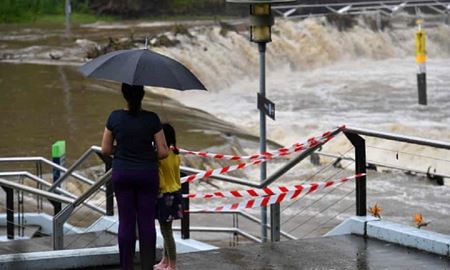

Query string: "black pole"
[[96, 153, 114, 216], [417, 73, 427, 105], [2, 187, 14, 239], [104, 158, 114, 216], [344, 132, 367, 216], [181, 178, 190, 239]]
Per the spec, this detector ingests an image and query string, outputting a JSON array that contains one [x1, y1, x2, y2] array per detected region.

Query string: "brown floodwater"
[[0, 61, 247, 165]]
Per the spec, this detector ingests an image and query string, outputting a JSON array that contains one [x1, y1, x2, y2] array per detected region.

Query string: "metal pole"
[[181, 180, 190, 239], [258, 42, 268, 243], [105, 158, 114, 216], [416, 20, 427, 105], [65, 0, 71, 37], [2, 187, 14, 239], [65, 0, 71, 23], [344, 132, 367, 216]]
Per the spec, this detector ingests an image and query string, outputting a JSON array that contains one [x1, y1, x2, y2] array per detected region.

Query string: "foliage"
[[0, 0, 91, 23], [0, 0, 244, 23]]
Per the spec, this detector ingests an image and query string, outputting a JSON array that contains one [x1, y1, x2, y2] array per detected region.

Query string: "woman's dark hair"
[[121, 83, 144, 115], [162, 123, 179, 154]]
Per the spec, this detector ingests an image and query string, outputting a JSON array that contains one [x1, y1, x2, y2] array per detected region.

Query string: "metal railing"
[[273, 0, 450, 18], [2, 126, 449, 249], [179, 126, 450, 243], [0, 176, 75, 239], [179, 127, 344, 242], [53, 169, 112, 250], [179, 210, 297, 242], [0, 145, 113, 240]]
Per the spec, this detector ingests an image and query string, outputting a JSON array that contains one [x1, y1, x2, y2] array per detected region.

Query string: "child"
[[154, 123, 182, 270]]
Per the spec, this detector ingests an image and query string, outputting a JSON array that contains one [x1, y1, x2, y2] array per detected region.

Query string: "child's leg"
[[160, 220, 176, 267], [154, 220, 169, 269]]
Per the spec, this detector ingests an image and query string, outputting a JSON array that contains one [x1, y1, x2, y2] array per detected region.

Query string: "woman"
[[154, 123, 182, 270], [102, 83, 169, 270]]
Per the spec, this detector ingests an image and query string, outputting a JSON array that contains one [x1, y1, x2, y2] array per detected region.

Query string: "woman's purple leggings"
[[112, 169, 159, 270]]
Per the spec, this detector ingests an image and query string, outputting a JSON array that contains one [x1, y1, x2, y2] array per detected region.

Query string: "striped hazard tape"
[[184, 174, 364, 199], [178, 126, 344, 161], [180, 127, 343, 184], [188, 173, 364, 212]]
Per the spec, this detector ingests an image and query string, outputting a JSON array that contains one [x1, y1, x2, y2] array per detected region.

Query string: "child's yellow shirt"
[[159, 151, 181, 193]]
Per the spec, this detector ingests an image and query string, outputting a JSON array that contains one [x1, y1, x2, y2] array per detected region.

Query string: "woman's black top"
[[106, 109, 162, 170]]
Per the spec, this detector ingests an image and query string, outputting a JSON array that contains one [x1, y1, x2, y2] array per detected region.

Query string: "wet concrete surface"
[[0, 231, 116, 254], [176, 235, 450, 270]]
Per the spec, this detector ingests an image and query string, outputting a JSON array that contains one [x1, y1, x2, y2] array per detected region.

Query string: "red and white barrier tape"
[[178, 126, 344, 161], [184, 174, 364, 199], [180, 127, 342, 184], [188, 173, 364, 212]]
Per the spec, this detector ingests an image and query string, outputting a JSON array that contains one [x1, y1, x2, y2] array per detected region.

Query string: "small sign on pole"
[[257, 93, 275, 120]]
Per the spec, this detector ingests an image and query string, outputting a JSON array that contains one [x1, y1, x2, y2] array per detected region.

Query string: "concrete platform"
[[0, 231, 116, 255], [176, 235, 450, 270]]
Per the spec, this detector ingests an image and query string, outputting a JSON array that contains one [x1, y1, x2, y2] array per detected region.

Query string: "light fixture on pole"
[[226, 0, 294, 243]]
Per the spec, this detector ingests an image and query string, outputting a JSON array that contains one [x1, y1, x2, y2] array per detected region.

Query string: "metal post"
[[417, 73, 427, 105], [416, 20, 427, 105], [2, 187, 14, 239], [53, 204, 75, 250], [105, 158, 114, 216], [96, 152, 114, 215], [258, 42, 268, 243], [181, 180, 190, 239], [65, 0, 71, 25], [344, 132, 367, 216], [51, 141, 65, 215]]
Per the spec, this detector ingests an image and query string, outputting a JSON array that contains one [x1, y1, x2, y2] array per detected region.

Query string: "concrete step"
[[0, 231, 116, 255], [0, 225, 41, 240]]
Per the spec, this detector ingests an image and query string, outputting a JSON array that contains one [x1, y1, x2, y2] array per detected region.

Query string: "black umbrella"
[[79, 49, 206, 91]]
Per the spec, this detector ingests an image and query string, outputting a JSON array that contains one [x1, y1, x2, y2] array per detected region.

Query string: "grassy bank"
[[0, 0, 244, 23], [0, 0, 112, 23]]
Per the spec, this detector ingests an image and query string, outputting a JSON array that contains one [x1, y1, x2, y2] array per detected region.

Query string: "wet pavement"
[[0, 231, 116, 254], [176, 235, 450, 270]]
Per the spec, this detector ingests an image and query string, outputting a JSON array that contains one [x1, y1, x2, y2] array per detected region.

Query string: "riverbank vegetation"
[[0, 0, 112, 23], [0, 0, 244, 23]]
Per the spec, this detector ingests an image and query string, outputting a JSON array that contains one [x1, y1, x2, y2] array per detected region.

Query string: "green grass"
[[36, 13, 116, 24], [0, 0, 104, 24]]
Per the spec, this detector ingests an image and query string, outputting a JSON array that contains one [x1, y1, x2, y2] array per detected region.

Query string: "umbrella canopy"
[[79, 49, 206, 91]]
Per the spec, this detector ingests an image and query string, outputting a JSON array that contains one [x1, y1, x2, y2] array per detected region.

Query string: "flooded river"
[[1, 17, 449, 239]]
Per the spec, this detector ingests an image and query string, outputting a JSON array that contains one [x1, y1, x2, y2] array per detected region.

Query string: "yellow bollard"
[[416, 19, 427, 105]]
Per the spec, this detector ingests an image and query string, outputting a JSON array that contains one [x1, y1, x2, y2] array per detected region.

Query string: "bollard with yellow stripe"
[[415, 19, 427, 64], [415, 19, 427, 106]]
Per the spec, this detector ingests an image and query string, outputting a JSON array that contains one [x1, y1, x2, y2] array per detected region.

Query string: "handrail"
[[0, 177, 74, 204], [0, 156, 103, 191], [53, 169, 112, 250], [344, 126, 450, 150], [49, 146, 106, 192], [0, 172, 106, 215], [273, 0, 450, 9], [190, 210, 297, 240], [317, 152, 450, 179], [181, 127, 343, 188], [173, 226, 262, 243]]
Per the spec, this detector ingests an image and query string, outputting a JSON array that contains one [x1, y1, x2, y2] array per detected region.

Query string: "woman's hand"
[[154, 129, 169, 159], [101, 127, 116, 156]]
